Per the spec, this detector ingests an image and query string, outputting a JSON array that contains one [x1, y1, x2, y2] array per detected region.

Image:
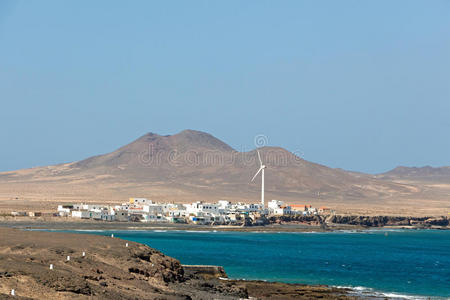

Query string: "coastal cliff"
[[266, 215, 449, 228], [0, 228, 356, 299], [325, 215, 449, 227]]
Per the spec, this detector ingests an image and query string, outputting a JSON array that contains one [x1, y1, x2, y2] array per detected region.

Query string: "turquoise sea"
[[60, 229, 450, 299]]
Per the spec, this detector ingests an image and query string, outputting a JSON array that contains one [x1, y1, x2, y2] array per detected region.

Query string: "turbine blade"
[[257, 150, 262, 165], [251, 166, 263, 182]]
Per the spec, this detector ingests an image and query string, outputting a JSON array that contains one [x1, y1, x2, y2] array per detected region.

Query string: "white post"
[[82, 251, 85, 257], [11, 289, 15, 296], [67, 256, 70, 261], [125, 243, 128, 247], [111, 234, 114, 238], [261, 168, 265, 208], [50, 264, 53, 270]]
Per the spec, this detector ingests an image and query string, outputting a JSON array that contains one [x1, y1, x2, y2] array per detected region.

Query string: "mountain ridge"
[[0, 130, 449, 216], [380, 165, 450, 179]]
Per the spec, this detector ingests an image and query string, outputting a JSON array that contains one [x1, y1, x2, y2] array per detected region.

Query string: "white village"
[[55, 151, 332, 225]]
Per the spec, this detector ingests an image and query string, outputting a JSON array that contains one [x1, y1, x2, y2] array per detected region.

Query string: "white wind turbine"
[[251, 149, 266, 208]]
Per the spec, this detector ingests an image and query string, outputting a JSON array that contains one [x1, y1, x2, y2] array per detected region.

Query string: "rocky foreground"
[[0, 228, 357, 299]]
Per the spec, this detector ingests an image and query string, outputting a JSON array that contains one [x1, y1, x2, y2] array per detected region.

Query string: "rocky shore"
[[0, 214, 448, 233], [0, 228, 359, 299], [266, 215, 449, 229]]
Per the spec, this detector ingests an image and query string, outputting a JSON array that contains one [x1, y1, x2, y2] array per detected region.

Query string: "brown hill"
[[378, 166, 450, 181], [0, 130, 449, 216]]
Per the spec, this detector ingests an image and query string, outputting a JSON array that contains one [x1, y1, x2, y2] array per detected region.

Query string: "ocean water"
[[63, 229, 450, 298]]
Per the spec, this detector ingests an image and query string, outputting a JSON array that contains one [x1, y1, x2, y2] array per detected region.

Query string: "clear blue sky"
[[1, 0, 449, 173]]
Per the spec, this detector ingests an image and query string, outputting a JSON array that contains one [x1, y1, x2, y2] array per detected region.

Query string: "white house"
[[71, 211, 92, 219], [217, 200, 231, 212], [184, 201, 219, 215], [57, 205, 72, 216], [81, 204, 108, 211], [268, 200, 292, 215], [272, 206, 292, 215], [57, 205, 72, 213], [142, 204, 163, 215], [268, 200, 284, 210]]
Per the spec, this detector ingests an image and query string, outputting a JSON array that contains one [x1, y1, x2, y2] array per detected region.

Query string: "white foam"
[[335, 285, 435, 300]]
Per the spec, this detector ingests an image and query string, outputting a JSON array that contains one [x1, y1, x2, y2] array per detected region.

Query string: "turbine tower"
[[251, 149, 266, 208]]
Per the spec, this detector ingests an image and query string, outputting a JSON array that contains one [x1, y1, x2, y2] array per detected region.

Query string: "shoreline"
[[0, 218, 448, 232], [0, 227, 446, 299], [0, 227, 359, 299]]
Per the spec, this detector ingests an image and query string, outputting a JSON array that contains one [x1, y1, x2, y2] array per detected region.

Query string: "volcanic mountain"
[[0, 130, 449, 215]]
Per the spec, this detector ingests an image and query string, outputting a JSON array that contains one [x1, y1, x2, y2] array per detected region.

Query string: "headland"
[[0, 228, 357, 299]]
